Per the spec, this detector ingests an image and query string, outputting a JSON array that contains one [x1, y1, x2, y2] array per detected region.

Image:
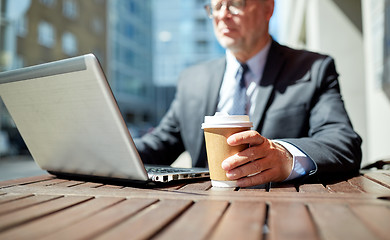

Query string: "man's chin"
[[218, 38, 240, 51]]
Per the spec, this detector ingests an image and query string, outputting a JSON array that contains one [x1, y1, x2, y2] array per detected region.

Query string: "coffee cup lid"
[[201, 112, 253, 129]]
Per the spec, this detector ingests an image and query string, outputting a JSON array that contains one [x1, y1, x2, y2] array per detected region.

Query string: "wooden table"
[[0, 171, 389, 240]]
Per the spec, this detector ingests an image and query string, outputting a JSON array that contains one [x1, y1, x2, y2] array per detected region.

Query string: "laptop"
[[0, 54, 209, 184]]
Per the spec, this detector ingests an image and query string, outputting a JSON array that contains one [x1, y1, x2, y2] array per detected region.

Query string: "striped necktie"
[[229, 63, 249, 115]]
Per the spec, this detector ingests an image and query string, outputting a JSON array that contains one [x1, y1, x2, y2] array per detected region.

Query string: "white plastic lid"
[[201, 112, 253, 129]]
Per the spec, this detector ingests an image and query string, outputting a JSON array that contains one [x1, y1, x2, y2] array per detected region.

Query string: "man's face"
[[211, 0, 274, 56]]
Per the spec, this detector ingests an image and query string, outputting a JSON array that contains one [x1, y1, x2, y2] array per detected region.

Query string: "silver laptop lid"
[[0, 54, 149, 181]]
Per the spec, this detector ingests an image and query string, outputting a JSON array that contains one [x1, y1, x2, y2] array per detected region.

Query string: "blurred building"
[[0, 0, 107, 71], [0, 0, 108, 155], [106, 1, 155, 136], [153, 0, 224, 86], [152, 0, 225, 120]]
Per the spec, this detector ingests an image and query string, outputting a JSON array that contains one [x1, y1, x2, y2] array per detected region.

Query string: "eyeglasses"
[[204, 0, 247, 18]]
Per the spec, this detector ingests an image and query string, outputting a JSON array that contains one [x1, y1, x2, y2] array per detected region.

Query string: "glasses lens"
[[213, 2, 223, 11], [206, 0, 245, 18], [229, 0, 245, 14]]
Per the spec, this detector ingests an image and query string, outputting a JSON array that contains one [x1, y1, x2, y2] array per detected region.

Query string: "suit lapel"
[[193, 58, 225, 166], [205, 58, 226, 116], [252, 40, 286, 131]]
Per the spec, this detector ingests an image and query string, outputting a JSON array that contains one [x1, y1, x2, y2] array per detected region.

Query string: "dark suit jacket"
[[135, 40, 362, 181]]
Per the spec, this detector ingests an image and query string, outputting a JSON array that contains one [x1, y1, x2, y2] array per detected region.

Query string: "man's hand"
[[221, 130, 293, 187]]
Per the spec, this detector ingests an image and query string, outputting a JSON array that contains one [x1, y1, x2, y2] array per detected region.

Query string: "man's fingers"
[[221, 144, 265, 171], [236, 168, 277, 187], [227, 130, 265, 146], [225, 157, 272, 180]]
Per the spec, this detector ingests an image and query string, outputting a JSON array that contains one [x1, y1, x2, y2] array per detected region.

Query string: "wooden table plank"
[[178, 181, 212, 191], [269, 183, 297, 192], [210, 201, 266, 240], [0, 175, 54, 188], [97, 184, 125, 189], [308, 202, 380, 240], [348, 176, 390, 194], [268, 202, 319, 240], [0, 193, 34, 204], [1, 182, 384, 203], [50, 180, 86, 188], [363, 171, 390, 189], [39, 198, 158, 240], [298, 184, 330, 193], [0, 197, 125, 239], [349, 203, 390, 240], [0, 194, 61, 215], [94, 199, 193, 240], [326, 180, 363, 193], [151, 183, 187, 191], [238, 188, 267, 192], [24, 178, 70, 187], [154, 200, 229, 240], [70, 182, 104, 188], [0, 195, 92, 232]]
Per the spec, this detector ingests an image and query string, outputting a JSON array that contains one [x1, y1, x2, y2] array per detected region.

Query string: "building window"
[[63, 0, 78, 19], [196, 18, 207, 32], [92, 18, 104, 35], [40, 0, 57, 7], [128, 2, 137, 13], [13, 55, 25, 69], [17, 17, 28, 37], [196, 40, 208, 53], [62, 32, 78, 56], [38, 21, 55, 48]]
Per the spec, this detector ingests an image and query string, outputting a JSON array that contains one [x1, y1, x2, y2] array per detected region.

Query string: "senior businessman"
[[135, 0, 362, 187]]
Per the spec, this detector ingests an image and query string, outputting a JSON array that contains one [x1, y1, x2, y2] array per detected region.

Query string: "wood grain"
[[39, 198, 158, 240], [154, 200, 229, 240], [210, 201, 266, 240], [308, 202, 380, 240], [0, 195, 92, 232], [94, 199, 193, 240], [0, 197, 124, 239], [268, 202, 319, 240]]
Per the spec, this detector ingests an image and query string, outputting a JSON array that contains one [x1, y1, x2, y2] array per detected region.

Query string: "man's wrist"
[[273, 140, 317, 181], [273, 141, 294, 181]]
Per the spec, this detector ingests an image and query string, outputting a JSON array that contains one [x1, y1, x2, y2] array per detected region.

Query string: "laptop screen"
[[0, 54, 149, 181]]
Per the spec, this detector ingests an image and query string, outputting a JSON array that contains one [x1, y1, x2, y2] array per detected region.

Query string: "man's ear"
[[264, 0, 275, 21]]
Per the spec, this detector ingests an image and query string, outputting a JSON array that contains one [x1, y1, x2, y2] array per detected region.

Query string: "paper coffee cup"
[[202, 113, 253, 187]]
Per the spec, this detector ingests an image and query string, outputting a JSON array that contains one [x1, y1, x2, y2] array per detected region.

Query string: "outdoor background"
[[0, 0, 389, 180]]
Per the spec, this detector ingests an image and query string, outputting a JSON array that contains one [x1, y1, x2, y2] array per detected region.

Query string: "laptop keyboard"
[[145, 166, 209, 182], [146, 167, 193, 174]]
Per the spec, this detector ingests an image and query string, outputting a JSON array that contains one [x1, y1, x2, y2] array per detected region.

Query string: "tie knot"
[[241, 63, 249, 72]]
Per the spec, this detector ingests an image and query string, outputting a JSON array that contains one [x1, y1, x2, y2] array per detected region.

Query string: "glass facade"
[[153, 0, 224, 87], [106, 0, 154, 134]]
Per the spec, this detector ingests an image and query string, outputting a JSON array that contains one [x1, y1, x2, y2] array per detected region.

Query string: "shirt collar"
[[226, 39, 272, 84]]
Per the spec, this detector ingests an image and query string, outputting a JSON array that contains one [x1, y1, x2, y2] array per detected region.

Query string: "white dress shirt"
[[217, 40, 316, 181]]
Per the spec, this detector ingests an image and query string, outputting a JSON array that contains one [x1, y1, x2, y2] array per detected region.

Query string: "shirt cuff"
[[273, 140, 317, 181]]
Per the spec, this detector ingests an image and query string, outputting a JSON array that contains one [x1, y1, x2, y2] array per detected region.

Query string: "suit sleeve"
[[281, 57, 362, 181], [133, 96, 185, 165]]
